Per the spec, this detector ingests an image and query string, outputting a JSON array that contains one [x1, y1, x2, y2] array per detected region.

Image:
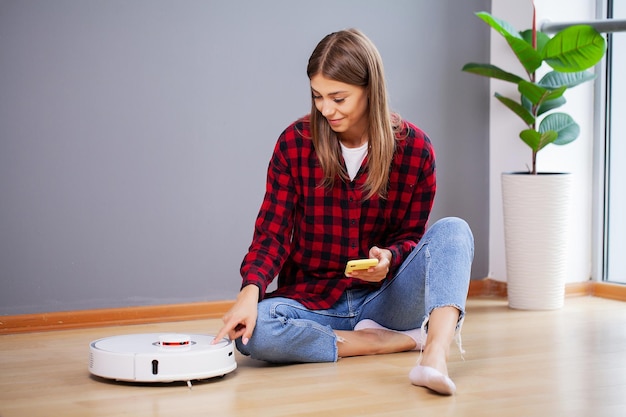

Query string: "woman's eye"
[[311, 95, 344, 103]]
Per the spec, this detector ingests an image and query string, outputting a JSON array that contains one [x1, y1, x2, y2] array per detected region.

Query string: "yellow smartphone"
[[345, 258, 379, 274]]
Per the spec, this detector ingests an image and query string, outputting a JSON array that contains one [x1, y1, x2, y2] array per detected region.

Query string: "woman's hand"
[[345, 246, 392, 283], [212, 284, 259, 345]]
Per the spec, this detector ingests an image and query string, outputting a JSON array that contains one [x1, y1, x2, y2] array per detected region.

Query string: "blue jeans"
[[236, 217, 474, 363]]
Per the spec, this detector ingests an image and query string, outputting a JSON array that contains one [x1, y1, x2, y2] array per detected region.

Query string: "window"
[[603, 0, 626, 283]]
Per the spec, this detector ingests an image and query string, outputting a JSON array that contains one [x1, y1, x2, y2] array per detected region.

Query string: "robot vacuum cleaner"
[[89, 333, 237, 387]]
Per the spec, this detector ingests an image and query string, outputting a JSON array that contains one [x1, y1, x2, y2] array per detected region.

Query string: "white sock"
[[408, 365, 456, 395], [354, 319, 426, 351]]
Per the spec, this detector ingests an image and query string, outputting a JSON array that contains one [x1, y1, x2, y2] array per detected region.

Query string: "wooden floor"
[[1, 296, 625, 417]]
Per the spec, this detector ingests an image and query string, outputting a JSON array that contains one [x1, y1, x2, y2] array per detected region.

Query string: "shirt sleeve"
[[239, 132, 296, 300], [386, 134, 437, 271]]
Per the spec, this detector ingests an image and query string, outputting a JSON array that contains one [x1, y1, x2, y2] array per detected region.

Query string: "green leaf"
[[462, 63, 526, 83], [538, 130, 559, 150], [521, 95, 532, 112], [518, 82, 547, 105], [521, 94, 566, 115], [538, 70, 597, 89], [520, 29, 551, 52], [537, 97, 566, 116], [495, 93, 535, 125], [505, 36, 543, 74], [543, 25, 606, 72], [519, 129, 541, 151], [476, 12, 542, 74], [520, 129, 558, 152], [518, 81, 566, 106], [476, 12, 522, 39], [539, 113, 580, 145]]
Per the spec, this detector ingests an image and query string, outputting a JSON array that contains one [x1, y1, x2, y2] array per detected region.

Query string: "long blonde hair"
[[307, 28, 401, 200]]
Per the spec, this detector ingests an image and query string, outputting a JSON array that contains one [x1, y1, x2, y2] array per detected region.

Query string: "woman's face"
[[310, 74, 369, 146]]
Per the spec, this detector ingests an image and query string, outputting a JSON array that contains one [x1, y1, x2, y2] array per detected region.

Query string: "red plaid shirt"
[[240, 116, 436, 310]]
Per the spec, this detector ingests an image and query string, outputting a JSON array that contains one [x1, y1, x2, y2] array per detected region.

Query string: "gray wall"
[[0, 0, 491, 315]]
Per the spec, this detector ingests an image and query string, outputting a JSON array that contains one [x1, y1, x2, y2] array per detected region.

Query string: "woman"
[[214, 28, 474, 395]]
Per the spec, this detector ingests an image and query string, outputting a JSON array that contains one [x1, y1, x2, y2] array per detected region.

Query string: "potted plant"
[[462, 7, 606, 309]]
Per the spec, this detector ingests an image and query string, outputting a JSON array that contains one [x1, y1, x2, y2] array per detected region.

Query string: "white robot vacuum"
[[89, 333, 237, 387]]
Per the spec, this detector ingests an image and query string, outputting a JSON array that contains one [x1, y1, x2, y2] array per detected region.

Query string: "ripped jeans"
[[235, 217, 474, 363]]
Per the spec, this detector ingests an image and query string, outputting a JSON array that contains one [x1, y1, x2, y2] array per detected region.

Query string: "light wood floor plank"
[[0, 296, 625, 417]]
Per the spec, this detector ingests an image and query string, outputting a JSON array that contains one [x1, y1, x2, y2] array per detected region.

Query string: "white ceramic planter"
[[501, 172, 573, 310]]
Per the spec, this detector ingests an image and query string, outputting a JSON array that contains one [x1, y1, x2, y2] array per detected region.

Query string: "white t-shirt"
[[340, 141, 368, 181]]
